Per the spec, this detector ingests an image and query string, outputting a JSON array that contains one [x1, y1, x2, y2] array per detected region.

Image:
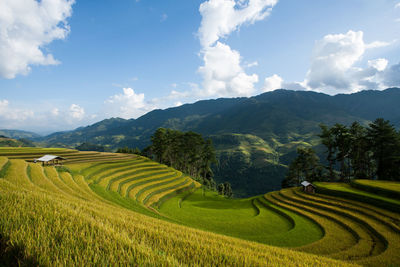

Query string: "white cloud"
[[174, 101, 183, 107], [0, 99, 99, 133], [169, 89, 191, 99], [245, 61, 258, 68], [69, 104, 85, 120], [0, 100, 8, 114], [368, 58, 388, 72], [0, 0, 75, 79], [105, 87, 154, 119], [395, 2, 400, 8], [365, 40, 392, 49], [305, 30, 394, 94], [262, 74, 307, 92], [262, 74, 282, 92], [51, 108, 59, 116], [0, 99, 34, 121], [198, 42, 258, 97], [194, 0, 277, 99], [198, 0, 278, 47]]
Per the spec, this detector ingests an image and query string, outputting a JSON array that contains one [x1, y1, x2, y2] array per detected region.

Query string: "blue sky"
[[0, 0, 399, 134]]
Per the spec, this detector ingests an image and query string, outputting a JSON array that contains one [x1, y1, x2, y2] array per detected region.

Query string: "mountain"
[[36, 88, 400, 196], [0, 129, 41, 140], [0, 135, 36, 147]]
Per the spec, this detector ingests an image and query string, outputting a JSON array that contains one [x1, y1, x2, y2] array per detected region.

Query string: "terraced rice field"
[[0, 149, 353, 266], [0, 147, 135, 164], [262, 187, 400, 266], [1, 147, 399, 266]]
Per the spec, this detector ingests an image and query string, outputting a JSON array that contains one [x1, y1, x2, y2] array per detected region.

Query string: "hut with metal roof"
[[34, 155, 66, 166], [301, 181, 315, 193]]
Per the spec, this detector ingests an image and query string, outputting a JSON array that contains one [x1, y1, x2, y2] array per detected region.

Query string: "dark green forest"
[[144, 129, 217, 188], [283, 118, 400, 187]]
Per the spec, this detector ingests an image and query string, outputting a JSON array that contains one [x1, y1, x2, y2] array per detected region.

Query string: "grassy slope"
[[315, 182, 400, 206], [353, 180, 400, 192], [0, 156, 351, 266], [265, 187, 400, 266], [159, 189, 323, 247], [2, 148, 400, 266]]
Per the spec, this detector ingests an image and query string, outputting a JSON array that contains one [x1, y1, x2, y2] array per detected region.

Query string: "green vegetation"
[[212, 133, 290, 196], [0, 150, 355, 266], [116, 146, 141, 154], [282, 147, 323, 187], [283, 118, 400, 188], [0, 129, 40, 140], [319, 119, 400, 181], [315, 182, 400, 213], [351, 179, 400, 199], [266, 186, 400, 266], [2, 147, 400, 266], [145, 128, 217, 189], [159, 189, 323, 247], [217, 181, 233, 197], [75, 142, 106, 152], [0, 136, 35, 147]]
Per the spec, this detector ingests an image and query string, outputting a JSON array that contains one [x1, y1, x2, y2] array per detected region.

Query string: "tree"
[[331, 124, 351, 182], [76, 142, 105, 152], [367, 118, 400, 180], [282, 147, 322, 187], [217, 183, 225, 195], [217, 182, 233, 198], [319, 124, 337, 181], [148, 128, 218, 188], [151, 128, 167, 163], [348, 122, 373, 179], [223, 182, 233, 198]]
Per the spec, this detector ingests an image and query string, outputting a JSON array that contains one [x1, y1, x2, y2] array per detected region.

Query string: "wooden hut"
[[301, 181, 315, 193], [35, 155, 66, 166]]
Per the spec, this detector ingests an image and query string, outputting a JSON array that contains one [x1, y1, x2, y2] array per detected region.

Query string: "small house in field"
[[34, 155, 66, 166], [301, 181, 315, 193]]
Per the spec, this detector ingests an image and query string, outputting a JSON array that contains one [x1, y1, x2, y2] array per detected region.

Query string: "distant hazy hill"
[[36, 88, 400, 196], [0, 129, 41, 140]]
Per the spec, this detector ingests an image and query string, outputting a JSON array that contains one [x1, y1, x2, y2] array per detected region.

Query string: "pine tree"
[[367, 118, 400, 180], [319, 124, 337, 181], [349, 122, 373, 179], [331, 124, 351, 182], [282, 147, 322, 187]]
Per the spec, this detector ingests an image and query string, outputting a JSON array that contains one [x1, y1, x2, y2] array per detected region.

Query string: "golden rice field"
[[1, 147, 400, 266]]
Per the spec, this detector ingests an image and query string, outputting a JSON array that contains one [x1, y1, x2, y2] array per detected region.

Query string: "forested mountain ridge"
[[39, 88, 400, 148], [34, 88, 400, 196]]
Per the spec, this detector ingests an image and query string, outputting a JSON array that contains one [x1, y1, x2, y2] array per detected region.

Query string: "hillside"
[[0, 129, 41, 140], [0, 136, 35, 147], [31, 88, 400, 196], [0, 148, 355, 266], [1, 148, 400, 266]]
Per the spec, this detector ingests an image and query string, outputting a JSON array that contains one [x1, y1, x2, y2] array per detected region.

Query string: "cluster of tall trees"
[[281, 147, 324, 188], [283, 118, 400, 187], [145, 128, 218, 190], [217, 182, 233, 198]]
